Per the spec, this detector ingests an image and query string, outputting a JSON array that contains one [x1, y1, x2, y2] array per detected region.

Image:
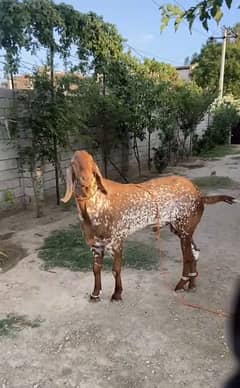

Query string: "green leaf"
[[160, 15, 170, 32], [214, 7, 223, 23], [202, 19, 209, 31], [174, 17, 182, 31], [187, 14, 196, 33], [166, 4, 174, 12], [225, 0, 232, 9]]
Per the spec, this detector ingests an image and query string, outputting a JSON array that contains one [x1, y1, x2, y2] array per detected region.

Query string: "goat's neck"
[[77, 184, 108, 214]]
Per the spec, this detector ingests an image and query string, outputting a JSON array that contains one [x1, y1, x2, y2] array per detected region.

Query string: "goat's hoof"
[[188, 276, 197, 292], [174, 288, 186, 293], [188, 285, 197, 292], [111, 294, 122, 302], [90, 294, 101, 302], [175, 279, 189, 292]]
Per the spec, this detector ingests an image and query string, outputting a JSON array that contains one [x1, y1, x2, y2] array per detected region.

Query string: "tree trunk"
[[121, 128, 129, 176], [103, 150, 108, 178], [133, 135, 141, 176], [50, 42, 60, 205], [31, 163, 44, 218], [147, 130, 151, 171], [57, 154, 66, 185], [53, 134, 60, 204], [10, 72, 14, 89], [168, 141, 171, 162], [109, 158, 129, 183]]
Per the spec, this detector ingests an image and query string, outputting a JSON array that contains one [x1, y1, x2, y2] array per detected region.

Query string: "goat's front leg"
[[111, 245, 123, 302], [90, 246, 104, 301]]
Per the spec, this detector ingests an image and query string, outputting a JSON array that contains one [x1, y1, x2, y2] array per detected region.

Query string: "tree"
[[21, 0, 124, 202], [0, 0, 29, 88], [151, 80, 212, 164], [16, 70, 87, 217], [160, 0, 234, 31], [191, 39, 240, 97], [174, 82, 213, 156], [78, 77, 126, 177], [24, 0, 66, 204], [194, 96, 240, 154], [105, 53, 181, 174], [154, 82, 179, 162], [140, 58, 179, 84]]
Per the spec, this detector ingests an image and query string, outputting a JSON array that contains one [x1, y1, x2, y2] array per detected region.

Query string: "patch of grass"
[[199, 145, 240, 159], [192, 176, 238, 189], [0, 314, 42, 337], [38, 224, 160, 271]]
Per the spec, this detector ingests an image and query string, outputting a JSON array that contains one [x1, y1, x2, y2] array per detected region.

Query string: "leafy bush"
[[194, 103, 240, 155]]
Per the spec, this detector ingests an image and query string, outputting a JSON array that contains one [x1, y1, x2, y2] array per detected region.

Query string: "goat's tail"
[[202, 195, 236, 205]]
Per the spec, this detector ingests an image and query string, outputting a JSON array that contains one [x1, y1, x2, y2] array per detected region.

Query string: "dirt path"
[[0, 155, 240, 388]]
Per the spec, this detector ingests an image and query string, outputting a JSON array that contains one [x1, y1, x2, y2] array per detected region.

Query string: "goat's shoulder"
[[102, 178, 139, 194]]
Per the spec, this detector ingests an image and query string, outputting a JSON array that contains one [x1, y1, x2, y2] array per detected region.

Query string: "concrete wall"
[[0, 88, 160, 210], [0, 89, 25, 207], [0, 86, 208, 212]]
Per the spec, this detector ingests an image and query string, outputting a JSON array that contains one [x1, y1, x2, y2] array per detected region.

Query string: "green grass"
[[199, 145, 240, 159], [192, 176, 238, 189], [38, 224, 160, 271], [0, 314, 41, 337]]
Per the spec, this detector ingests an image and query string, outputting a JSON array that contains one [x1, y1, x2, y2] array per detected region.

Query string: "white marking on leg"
[[191, 243, 200, 261], [181, 276, 190, 281], [90, 293, 100, 299]]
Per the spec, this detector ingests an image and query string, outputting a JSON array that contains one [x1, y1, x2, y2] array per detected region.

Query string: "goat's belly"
[[113, 206, 158, 239], [113, 198, 197, 239]]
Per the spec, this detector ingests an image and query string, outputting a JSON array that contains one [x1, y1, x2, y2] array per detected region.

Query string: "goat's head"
[[61, 150, 108, 203]]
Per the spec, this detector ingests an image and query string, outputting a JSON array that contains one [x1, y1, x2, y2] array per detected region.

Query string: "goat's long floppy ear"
[[61, 166, 74, 203], [93, 161, 108, 195]]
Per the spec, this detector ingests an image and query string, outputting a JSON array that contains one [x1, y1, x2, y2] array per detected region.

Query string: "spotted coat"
[[76, 176, 202, 256]]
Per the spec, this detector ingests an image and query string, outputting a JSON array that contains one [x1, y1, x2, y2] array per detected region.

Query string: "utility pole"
[[208, 26, 238, 99], [219, 27, 227, 99], [208, 27, 238, 144]]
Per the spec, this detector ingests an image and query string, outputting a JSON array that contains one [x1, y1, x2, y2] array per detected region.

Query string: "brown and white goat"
[[62, 150, 235, 301]]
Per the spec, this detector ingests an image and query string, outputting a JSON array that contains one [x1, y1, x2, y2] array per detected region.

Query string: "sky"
[[63, 0, 240, 65], [1, 0, 240, 77]]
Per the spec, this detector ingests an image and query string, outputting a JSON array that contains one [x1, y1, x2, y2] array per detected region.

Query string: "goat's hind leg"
[[188, 239, 200, 291], [175, 236, 194, 292], [90, 245, 104, 301], [111, 244, 123, 302]]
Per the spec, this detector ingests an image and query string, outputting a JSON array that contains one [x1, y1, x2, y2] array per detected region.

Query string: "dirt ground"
[[0, 154, 240, 388]]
